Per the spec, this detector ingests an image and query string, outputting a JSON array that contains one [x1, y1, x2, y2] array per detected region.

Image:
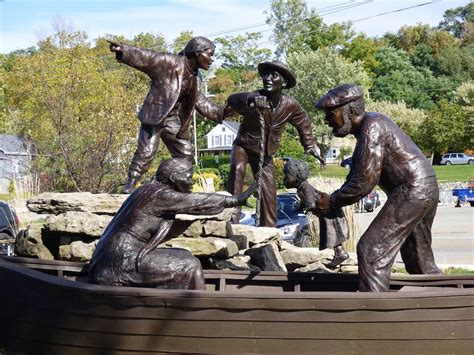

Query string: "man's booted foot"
[[325, 245, 349, 269], [122, 172, 141, 194]]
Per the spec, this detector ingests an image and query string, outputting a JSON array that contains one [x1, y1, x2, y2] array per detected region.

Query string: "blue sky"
[[0, 0, 471, 53]]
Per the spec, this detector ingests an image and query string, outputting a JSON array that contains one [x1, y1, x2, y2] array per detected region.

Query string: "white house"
[[200, 121, 240, 156]]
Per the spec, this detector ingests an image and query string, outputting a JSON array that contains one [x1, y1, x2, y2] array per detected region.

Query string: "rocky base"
[[17, 192, 358, 273]]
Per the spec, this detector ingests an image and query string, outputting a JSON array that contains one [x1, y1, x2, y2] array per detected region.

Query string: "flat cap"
[[258, 61, 297, 89], [315, 84, 364, 109]]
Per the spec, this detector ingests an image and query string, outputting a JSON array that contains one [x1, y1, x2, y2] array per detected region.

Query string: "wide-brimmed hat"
[[257, 61, 297, 89], [315, 84, 364, 109]]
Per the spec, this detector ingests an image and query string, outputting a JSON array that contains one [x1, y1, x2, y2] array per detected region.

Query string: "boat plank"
[[10, 310, 474, 339], [8, 323, 474, 354], [15, 303, 474, 324]]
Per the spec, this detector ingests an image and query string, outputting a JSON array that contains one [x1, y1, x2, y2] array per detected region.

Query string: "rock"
[[14, 225, 54, 260], [231, 224, 283, 246], [245, 243, 287, 272], [59, 240, 98, 261], [202, 220, 228, 237], [280, 248, 334, 271], [180, 220, 204, 238], [44, 212, 113, 237], [228, 235, 248, 250], [295, 261, 334, 273], [209, 255, 261, 272], [340, 265, 358, 273], [278, 240, 298, 251], [27, 192, 126, 215], [162, 237, 239, 258]]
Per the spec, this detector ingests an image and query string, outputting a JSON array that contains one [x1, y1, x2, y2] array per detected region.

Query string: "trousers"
[[357, 176, 441, 292], [227, 144, 277, 227], [128, 116, 193, 176]]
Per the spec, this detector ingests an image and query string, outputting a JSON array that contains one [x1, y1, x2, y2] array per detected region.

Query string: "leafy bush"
[[199, 155, 231, 169], [192, 172, 220, 192], [218, 164, 231, 190]]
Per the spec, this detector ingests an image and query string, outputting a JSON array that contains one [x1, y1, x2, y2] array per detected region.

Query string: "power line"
[[202, 1, 373, 39], [255, 0, 440, 46]]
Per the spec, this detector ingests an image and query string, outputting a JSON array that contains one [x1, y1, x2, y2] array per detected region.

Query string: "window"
[[222, 127, 226, 132], [226, 135, 233, 145], [214, 136, 221, 146]]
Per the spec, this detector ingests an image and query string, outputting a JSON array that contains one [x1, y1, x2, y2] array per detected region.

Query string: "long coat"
[[117, 44, 223, 139]]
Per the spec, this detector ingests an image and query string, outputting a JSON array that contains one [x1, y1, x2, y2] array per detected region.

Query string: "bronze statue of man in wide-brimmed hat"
[[224, 61, 323, 227]]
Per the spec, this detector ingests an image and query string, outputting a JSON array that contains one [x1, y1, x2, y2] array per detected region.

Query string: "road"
[[354, 204, 474, 270]]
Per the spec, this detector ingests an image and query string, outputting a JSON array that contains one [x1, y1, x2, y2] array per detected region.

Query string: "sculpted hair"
[[348, 97, 365, 117], [184, 36, 215, 58], [284, 159, 309, 183]]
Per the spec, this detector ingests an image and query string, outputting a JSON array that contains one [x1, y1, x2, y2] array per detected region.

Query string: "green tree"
[[438, 2, 474, 38], [366, 100, 427, 147], [286, 48, 371, 149], [419, 100, 472, 157], [131, 32, 167, 51], [3, 31, 148, 192], [171, 30, 193, 53], [341, 34, 386, 77], [215, 32, 272, 69], [265, 0, 310, 58]]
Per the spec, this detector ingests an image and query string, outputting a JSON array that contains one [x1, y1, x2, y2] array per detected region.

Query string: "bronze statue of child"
[[283, 159, 349, 268], [89, 158, 255, 290]]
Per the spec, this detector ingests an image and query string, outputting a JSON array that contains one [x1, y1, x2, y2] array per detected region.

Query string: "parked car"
[[240, 193, 310, 247], [0, 201, 20, 255], [340, 157, 352, 168], [355, 191, 381, 213], [440, 153, 474, 165]]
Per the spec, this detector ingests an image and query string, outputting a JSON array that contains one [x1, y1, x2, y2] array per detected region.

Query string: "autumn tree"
[[3, 30, 148, 192]]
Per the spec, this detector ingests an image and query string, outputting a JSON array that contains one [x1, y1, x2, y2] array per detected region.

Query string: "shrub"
[[218, 164, 231, 190], [192, 172, 220, 192]]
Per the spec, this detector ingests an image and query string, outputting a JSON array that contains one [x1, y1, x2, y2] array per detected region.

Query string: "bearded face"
[[324, 105, 352, 137]]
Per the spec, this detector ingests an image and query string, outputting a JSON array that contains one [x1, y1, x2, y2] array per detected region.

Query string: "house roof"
[[224, 121, 240, 133], [206, 121, 240, 137], [0, 135, 27, 155]]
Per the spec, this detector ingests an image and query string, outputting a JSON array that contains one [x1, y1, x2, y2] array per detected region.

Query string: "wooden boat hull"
[[0, 257, 473, 354]]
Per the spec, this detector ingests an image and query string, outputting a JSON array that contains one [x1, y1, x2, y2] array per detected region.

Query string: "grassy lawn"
[[311, 164, 474, 183], [432, 164, 474, 183]]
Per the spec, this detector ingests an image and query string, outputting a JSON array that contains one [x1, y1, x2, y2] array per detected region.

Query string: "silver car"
[[440, 153, 474, 165]]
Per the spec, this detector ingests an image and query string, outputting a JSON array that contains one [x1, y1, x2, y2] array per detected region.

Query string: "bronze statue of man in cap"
[[225, 61, 322, 227], [313, 84, 441, 292], [89, 158, 255, 290], [108, 37, 229, 193]]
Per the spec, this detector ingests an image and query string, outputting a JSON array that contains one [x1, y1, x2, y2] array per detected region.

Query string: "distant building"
[[0, 135, 32, 193], [199, 121, 240, 157]]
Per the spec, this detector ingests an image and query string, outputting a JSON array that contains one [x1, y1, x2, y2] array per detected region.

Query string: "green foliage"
[[265, 0, 310, 58], [286, 48, 371, 146], [438, 2, 474, 38], [366, 100, 427, 147], [217, 164, 231, 190], [199, 154, 231, 169], [171, 31, 193, 53], [192, 171, 220, 192], [419, 100, 471, 156], [274, 158, 285, 189], [215, 32, 272, 69], [3, 30, 148, 192]]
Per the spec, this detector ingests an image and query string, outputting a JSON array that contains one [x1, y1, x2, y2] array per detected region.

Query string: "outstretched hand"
[[305, 145, 326, 167], [314, 192, 331, 215], [237, 181, 258, 206], [107, 39, 122, 53]]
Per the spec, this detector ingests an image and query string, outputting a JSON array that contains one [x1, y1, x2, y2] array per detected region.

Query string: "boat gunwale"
[[1, 258, 473, 302]]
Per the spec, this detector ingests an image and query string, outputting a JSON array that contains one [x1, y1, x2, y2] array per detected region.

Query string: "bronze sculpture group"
[[89, 36, 441, 292]]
